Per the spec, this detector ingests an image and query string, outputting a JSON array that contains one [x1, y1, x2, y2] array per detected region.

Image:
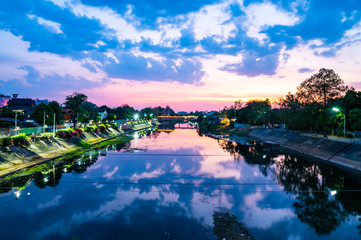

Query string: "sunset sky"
[[1, 0, 361, 111]]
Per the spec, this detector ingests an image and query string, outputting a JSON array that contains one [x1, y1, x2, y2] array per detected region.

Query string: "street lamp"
[[332, 107, 346, 137], [43, 111, 49, 133], [134, 114, 139, 120]]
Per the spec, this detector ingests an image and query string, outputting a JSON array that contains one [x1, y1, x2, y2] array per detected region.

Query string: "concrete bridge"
[[157, 116, 197, 121]]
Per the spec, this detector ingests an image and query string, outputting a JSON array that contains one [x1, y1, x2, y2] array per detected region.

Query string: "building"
[[62, 109, 74, 122], [98, 109, 108, 121], [7, 96, 35, 115]]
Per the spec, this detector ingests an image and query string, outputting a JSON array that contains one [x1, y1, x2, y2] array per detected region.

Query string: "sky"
[[0, 0, 361, 111]]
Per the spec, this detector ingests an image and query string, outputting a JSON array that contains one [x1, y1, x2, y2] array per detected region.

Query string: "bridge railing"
[[157, 116, 197, 120]]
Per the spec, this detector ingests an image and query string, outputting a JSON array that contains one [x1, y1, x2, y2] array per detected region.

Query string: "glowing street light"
[[134, 114, 139, 120], [332, 107, 346, 137]]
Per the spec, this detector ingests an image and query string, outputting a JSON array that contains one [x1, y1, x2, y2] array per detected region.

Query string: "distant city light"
[[331, 190, 337, 196], [134, 114, 139, 120]]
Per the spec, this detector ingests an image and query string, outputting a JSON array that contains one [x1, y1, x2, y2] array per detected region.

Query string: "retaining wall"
[[249, 128, 361, 173]]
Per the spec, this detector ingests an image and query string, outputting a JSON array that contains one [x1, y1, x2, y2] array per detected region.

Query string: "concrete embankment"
[[249, 128, 361, 173], [0, 122, 158, 177]]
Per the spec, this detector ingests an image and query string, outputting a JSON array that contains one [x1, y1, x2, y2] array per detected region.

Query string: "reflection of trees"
[[335, 175, 361, 234], [213, 211, 254, 240], [217, 140, 277, 176], [217, 138, 360, 235], [276, 155, 347, 235], [145, 130, 161, 139]]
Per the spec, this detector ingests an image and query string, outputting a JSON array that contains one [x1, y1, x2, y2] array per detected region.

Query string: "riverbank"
[[249, 128, 361, 174], [204, 126, 361, 175], [0, 121, 158, 177]]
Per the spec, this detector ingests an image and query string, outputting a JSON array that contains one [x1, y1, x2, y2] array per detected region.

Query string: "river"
[[0, 126, 361, 239]]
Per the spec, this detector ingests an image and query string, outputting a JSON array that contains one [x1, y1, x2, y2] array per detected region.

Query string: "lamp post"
[[43, 111, 46, 133], [15, 111, 17, 130], [53, 113, 56, 137], [332, 107, 346, 137], [76, 112, 79, 128]]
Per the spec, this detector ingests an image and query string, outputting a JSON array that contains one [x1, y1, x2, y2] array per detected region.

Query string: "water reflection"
[[0, 128, 361, 239], [218, 137, 361, 236]]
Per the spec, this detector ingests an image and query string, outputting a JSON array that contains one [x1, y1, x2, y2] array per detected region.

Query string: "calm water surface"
[[1, 127, 361, 240]]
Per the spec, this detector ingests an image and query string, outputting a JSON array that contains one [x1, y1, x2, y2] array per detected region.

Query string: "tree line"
[[221, 68, 361, 136], [0, 92, 176, 126]]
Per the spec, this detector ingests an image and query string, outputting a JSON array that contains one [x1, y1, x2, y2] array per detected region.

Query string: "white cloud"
[[37, 195, 62, 209], [243, 2, 299, 41], [191, 2, 236, 40], [103, 166, 119, 179], [241, 190, 295, 229]]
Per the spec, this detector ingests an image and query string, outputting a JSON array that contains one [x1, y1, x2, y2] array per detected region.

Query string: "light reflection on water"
[[0, 128, 361, 240]]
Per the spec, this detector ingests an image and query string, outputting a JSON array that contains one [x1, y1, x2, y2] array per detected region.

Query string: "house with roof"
[[7, 97, 35, 115], [98, 109, 108, 121], [62, 109, 74, 122]]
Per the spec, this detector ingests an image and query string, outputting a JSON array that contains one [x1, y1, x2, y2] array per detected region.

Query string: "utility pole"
[[77, 112, 79, 128], [15, 111, 17, 131], [344, 113, 346, 137], [43, 111, 46, 133], [53, 113, 56, 137]]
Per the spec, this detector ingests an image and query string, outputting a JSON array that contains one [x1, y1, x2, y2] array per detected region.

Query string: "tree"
[[31, 103, 53, 125], [49, 101, 64, 124], [64, 92, 87, 112], [296, 68, 347, 105], [81, 101, 98, 122], [0, 107, 15, 118], [64, 92, 87, 123], [279, 92, 302, 129], [296, 69, 347, 136], [243, 99, 271, 125], [114, 104, 135, 119]]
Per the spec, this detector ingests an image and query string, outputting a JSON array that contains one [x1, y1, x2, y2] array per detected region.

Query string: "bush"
[[71, 128, 82, 137], [12, 134, 31, 148], [0, 137, 13, 148], [98, 124, 108, 133], [56, 128, 82, 139], [0, 134, 32, 148], [84, 125, 99, 133], [110, 123, 118, 129], [40, 133, 54, 140]]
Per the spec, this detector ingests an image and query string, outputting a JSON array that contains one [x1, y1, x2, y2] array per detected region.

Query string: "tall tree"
[[49, 101, 64, 124], [64, 92, 87, 112], [296, 68, 346, 105], [296, 69, 347, 136], [279, 92, 302, 129], [64, 92, 87, 123]]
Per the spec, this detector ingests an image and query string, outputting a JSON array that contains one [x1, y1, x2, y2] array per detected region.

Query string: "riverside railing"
[[0, 124, 71, 138]]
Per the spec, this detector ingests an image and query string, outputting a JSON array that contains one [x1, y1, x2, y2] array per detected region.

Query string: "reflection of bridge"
[[175, 122, 198, 129], [157, 116, 197, 121]]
